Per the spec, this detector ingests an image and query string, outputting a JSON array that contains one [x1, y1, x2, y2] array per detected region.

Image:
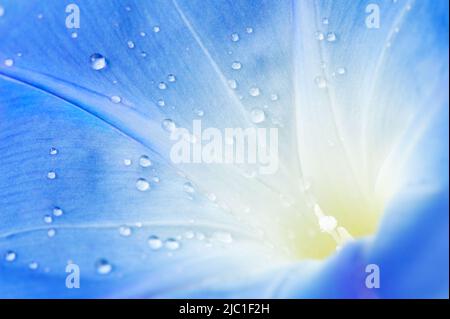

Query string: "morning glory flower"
[[0, 0, 448, 298]]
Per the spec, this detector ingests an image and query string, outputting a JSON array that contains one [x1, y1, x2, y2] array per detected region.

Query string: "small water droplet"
[[319, 215, 337, 232], [250, 108, 265, 124], [231, 61, 242, 70], [162, 119, 176, 132], [139, 155, 152, 168], [167, 74, 177, 83], [322, 17, 329, 25], [326, 32, 337, 42], [139, 31, 146, 37], [315, 31, 324, 41], [336, 67, 346, 75], [47, 171, 56, 180], [90, 53, 107, 70], [152, 176, 160, 183], [71, 32, 78, 39], [47, 228, 56, 238], [4, 58, 13, 67], [96, 259, 112, 275], [184, 231, 194, 239], [140, 51, 147, 58], [49, 147, 58, 155], [153, 25, 160, 33], [270, 93, 279, 101], [29, 261, 39, 270], [194, 109, 204, 117], [157, 99, 166, 107], [246, 27, 254, 34], [44, 215, 53, 224], [110, 95, 122, 104], [230, 32, 240, 42], [148, 235, 163, 250], [249, 87, 260, 97], [5, 251, 16, 262], [212, 232, 233, 244], [123, 159, 132, 166], [164, 238, 180, 250], [127, 40, 135, 49], [136, 178, 150, 191], [118, 225, 132, 237], [53, 207, 63, 217], [0, 6, 4, 17], [158, 82, 167, 90]]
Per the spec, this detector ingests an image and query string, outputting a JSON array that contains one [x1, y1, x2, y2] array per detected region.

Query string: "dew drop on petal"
[[153, 25, 160, 33], [123, 159, 132, 166], [315, 31, 324, 41], [127, 40, 135, 49], [49, 147, 58, 155], [148, 235, 163, 250], [71, 32, 78, 39], [29, 261, 39, 270], [231, 61, 242, 70], [110, 95, 122, 104], [319, 215, 338, 232], [4, 58, 14, 67], [158, 82, 167, 90], [139, 155, 152, 168], [228, 79, 238, 89], [162, 119, 176, 132], [47, 228, 56, 238], [0, 6, 4, 17], [53, 207, 63, 217], [249, 87, 260, 97], [5, 251, 16, 262], [230, 32, 240, 42], [250, 108, 265, 124], [326, 32, 337, 42], [183, 182, 195, 194], [89, 53, 107, 70], [96, 259, 112, 275], [164, 238, 180, 250], [212, 232, 233, 244], [118, 226, 132, 237], [270, 93, 279, 101], [315, 76, 327, 89], [167, 74, 176, 82], [43, 215, 53, 224], [322, 17, 329, 25], [47, 171, 56, 180], [136, 178, 150, 191], [337, 67, 346, 75], [157, 99, 166, 107], [246, 27, 253, 34]]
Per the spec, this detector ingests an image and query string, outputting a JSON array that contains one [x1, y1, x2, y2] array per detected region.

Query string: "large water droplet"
[[136, 178, 150, 191], [250, 108, 265, 124], [139, 155, 152, 168], [5, 251, 16, 262], [90, 53, 107, 70], [96, 259, 112, 275], [148, 235, 163, 250]]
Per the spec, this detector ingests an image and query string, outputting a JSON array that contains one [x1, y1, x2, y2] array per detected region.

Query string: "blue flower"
[[0, 0, 448, 298]]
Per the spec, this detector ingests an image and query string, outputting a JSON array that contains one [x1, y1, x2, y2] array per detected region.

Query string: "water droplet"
[[337, 67, 346, 75], [37, 13, 43, 19], [127, 40, 135, 49], [5, 251, 16, 262], [148, 235, 163, 250], [71, 32, 78, 39], [96, 259, 112, 275], [315, 76, 327, 89], [158, 82, 167, 90], [164, 238, 180, 250], [196, 232, 205, 240], [326, 32, 337, 42], [270, 93, 279, 101], [90, 53, 107, 70], [123, 159, 132, 166], [322, 17, 329, 25], [118, 225, 132, 237], [153, 25, 161, 33], [157, 99, 166, 107], [136, 178, 150, 191], [249, 87, 260, 97], [162, 119, 176, 132], [194, 109, 204, 117], [250, 108, 265, 124], [228, 79, 238, 89], [43, 215, 53, 224], [29, 261, 39, 270], [152, 176, 160, 183], [207, 193, 217, 202], [53, 207, 63, 217], [139, 31, 146, 37], [319, 215, 337, 232], [47, 228, 56, 238], [246, 27, 254, 34], [230, 32, 240, 42], [47, 171, 56, 180], [49, 147, 58, 155], [110, 95, 122, 104], [140, 51, 147, 58], [183, 181, 195, 195], [315, 31, 324, 41], [139, 155, 152, 168], [184, 231, 194, 239], [4, 58, 13, 67], [231, 61, 242, 70], [0, 6, 4, 17], [167, 74, 177, 83]]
